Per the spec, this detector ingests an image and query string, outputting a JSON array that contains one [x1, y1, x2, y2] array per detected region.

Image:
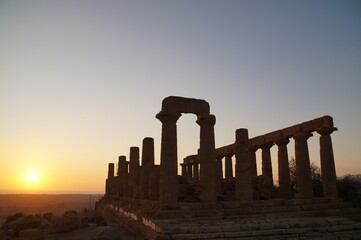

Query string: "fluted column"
[[197, 114, 217, 202], [261, 142, 274, 194], [249, 147, 258, 178], [235, 128, 252, 201], [156, 112, 181, 205], [216, 154, 224, 194], [118, 156, 127, 197], [224, 152, 234, 180], [275, 138, 291, 199], [316, 127, 338, 198], [294, 132, 313, 199], [140, 137, 154, 199]]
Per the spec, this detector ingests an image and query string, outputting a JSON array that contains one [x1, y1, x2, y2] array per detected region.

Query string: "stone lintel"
[[322, 115, 334, 127], [282, 124, 302, 138], [301, 117, 323, 133], [250, 136, 265, 148], [215, 143, 235, 156], [264, 130, 282, 143], [183, 155, 198, 164], [161, 96, 210, 115]]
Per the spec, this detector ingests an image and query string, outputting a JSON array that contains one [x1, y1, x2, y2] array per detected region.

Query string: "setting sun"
[[26, 172, 38, 182]]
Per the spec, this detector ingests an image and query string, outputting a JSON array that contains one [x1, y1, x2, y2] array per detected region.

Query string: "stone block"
[[161, 96, 210, 114], [281, 124, 301, 138], [264, 130, 282, 143], [322, 115, 334, 127], [301, 117, 323, 132], [250, 136, 264, 148]]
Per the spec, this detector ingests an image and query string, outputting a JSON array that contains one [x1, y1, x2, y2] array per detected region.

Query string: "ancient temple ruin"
[[96, 96, 361, 240]]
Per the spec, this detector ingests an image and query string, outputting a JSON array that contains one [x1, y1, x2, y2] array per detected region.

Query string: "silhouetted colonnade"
[[105, 96, 338, 208]]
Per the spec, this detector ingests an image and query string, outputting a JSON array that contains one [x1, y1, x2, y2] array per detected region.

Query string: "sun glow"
[[26, 172, 38, 182]]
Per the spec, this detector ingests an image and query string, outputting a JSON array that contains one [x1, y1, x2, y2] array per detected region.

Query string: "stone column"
[[316, 127, 338, 198], [129, 147, 140, 199], [261, 142, 274, 194], [197, 114, 217, 202], [235, 128, 253, 201], [216, 154, 224, 193], [116, 158, 121, 196], [224, 152, 234, 180], [140, 137, 155, 200], [275, 138, 291, 199], [149, 165, 160, 201], [124, 161, 129, 196], [193, 161, 199, 181], [118, 156, 127, 197], [156, 112, 181, 206], [180, 163, 187, 178], [108, 163, 114, 179], [106, 163, 115, 195], [249, 147, 258, 178], [294, 132, 313, 199], [186, 163, 193, 182]]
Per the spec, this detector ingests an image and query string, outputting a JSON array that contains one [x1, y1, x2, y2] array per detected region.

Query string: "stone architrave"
[[149, 165, 160, 201], [316, 127, 338, 198], [197, 114, 217, 202], [275, 138, 291, 199], [216, 154, 224, 194], [235, 128, 253, 201], [294, 132, 314, 199], [129, 147, 140, 199], [224, 152, 234, 180], [118, 156, 127, 197], [140, 137, 154, 199], [156, 112, 181, 206], [261, 142, 274, 194], [186, 163, 193, 182], [249, 147, 258, 178]]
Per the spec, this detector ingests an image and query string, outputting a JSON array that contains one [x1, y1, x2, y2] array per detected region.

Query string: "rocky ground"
[[0, 211, 139, 240]]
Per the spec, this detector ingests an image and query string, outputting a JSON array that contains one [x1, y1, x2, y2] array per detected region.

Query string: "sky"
[[0, 0, 360, 193]]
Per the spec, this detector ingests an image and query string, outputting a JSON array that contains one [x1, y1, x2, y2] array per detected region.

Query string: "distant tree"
[[337, 175, 361, 208], [289, 157, 323, 197]]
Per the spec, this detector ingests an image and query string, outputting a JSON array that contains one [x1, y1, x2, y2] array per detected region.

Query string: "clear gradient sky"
[[1, 1, 360, 193]]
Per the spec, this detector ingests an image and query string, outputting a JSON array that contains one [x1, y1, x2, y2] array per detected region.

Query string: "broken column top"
[[160, 96, 210, 115]]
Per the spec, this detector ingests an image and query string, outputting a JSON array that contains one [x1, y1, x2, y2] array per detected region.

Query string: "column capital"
[[156, 111, 181, 123], [196, 114, 216, 126], [274, 138, 290, 146], [316, 126, 338, 136], [260, 142, 274, 150]]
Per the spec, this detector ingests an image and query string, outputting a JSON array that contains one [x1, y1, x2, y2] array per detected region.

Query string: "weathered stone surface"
[[197, 114, 217, 202], [235, 128, 252, 201], [161, 96, 210, 115], [140, 137, 155, 200]]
